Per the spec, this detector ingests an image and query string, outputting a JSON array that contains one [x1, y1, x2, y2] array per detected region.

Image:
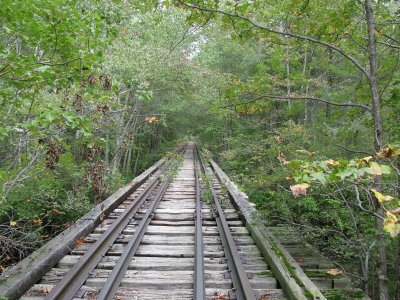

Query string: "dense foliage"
[[1, 0, 399, 299], [0, 1, 208, 271]]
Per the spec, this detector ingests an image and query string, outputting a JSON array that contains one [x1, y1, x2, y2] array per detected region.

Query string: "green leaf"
[[336, 168, 355, 180], [311, 171, 327, 185], [380, 165, 391, 175], [34, 65, 51, 72]]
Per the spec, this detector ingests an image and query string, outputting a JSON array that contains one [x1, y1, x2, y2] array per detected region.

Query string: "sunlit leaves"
[[290, 155, 392, 185], [384, 212, 400, 238], [376, 144, 400, 159], [370, 189, 394, 204], [326, 268, 343, 276], [370, 190, 400, 236], [296, 149, 316, 157], [289, 145, 400, 237], [369, 161, 382, 175], [144, 116, 159, 123]]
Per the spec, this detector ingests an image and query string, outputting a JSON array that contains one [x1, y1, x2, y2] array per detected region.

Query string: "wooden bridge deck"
[[0, 143, 361, 300]]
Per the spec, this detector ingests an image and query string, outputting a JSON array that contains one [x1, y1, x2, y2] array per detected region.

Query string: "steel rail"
[[194, 150, 206, 300], [196, 146, 256, 300], [45, 177, 160, 300], [97, 179, 170, 300]]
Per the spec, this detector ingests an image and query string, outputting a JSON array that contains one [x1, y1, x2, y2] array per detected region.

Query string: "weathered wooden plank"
[[116, 288, 194, 300], [151, 213, 195, 221], [146, 225, 195, 235], [58, 255, 227, 271], [149, 220, 195, 226], [249, 277, 277, 289], [162, 195, 196, 200], [164, 191, 196, 195], [294, 257, 333, 269], [115, 289, 194, 300], [157, 204, 195, 210], [84, 270, 232, 289], [72, 243, 225, 258], [84, 233, 197, 244], [136, 245, 195, 257], [93, 225, 211, 236], [21, 285, 287, 300], [152, 208, 196, 214], [202, 212, 240, 220]]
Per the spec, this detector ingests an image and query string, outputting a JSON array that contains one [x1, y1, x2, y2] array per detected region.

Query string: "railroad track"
[[0, 142, 327, 300]]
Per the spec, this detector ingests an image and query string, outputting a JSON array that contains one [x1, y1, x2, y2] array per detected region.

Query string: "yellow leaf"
[[275, 135, 283, 143], [376, 146, 400, 159], [277, 153, 290, 165], [361, 156, 373, 163], [327, 26, 337, 34], [384, 212, 400, 237], [144, 116, 159, 123], [52, 208, 65, 215], [326, 268, 343, 276], [34, 218, 42, 226], [371, 189, 394, 203], [10, 221, 17, 227], [326, 159, 339, 167], [369, 162, 382, 176], [296, 149, 316, 156], [290, 183, 310, 198], [389, 208, 400, 215]]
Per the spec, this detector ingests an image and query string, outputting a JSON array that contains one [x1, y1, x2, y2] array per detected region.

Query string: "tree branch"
[[336, 144, 371, 155], [333, 184, 384, 220], [4, 150, 41, 198], [221, 93, 372, 112], [0, 64, 10, 75], [169, 16, 210, 54], [36, 57, 81, 66], [377, 41, 400, 50], [177, 0, 370, 79]]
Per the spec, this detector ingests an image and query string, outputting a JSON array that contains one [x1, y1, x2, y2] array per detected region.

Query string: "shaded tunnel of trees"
[[0, 1, 399, 299]]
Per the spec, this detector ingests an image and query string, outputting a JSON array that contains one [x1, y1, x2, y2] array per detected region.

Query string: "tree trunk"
[[285, 41, 291, 106], [374, 213, 389, 299], [396, 235, 400, 300], [365, 0, 383, 152], [133, 136, 142, 176], [365, 0, 388, 299], [326, 48, 333, 118], [302, 47, 308, 123], [112, 90, 141, 171], [122, 144, 129, 173], [361, 257, 369, 294], [126, 142, 132, 174], [396, 159, 400, 299]]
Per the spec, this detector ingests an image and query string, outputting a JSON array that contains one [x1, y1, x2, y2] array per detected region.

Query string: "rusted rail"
[[193, 151, 206, 299], [196, 147, 256, 300], [97, 180, 170, 300]]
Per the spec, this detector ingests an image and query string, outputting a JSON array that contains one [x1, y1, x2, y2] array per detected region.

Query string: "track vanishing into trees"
[[0, 143, 359, 300]]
